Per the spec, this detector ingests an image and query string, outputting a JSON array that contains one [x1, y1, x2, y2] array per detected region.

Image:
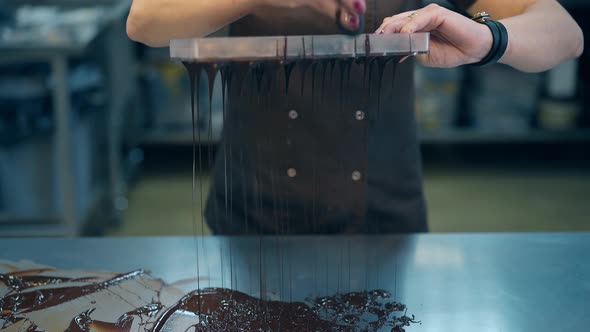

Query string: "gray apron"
[[205, 0, 472, 234]]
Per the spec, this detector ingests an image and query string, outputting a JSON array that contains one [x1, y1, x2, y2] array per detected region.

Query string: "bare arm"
[[126, 0, 261, 47], [377, 0, 583, 73], [127, 0, 367, 48], [471, 0, 584, 72]]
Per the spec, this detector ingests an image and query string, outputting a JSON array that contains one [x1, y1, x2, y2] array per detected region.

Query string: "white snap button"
[[352, 171, 362, 181], [287, 168, 297, 178], [355, 110, 365, 120], [289, 110, 298, 120]]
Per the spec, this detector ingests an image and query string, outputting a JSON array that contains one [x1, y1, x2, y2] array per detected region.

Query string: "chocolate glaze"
[[298, 60, 312, 96], [0, 274, 95, 292], [108, 55, 413, 332], [365, 35, 371, 57], [65, 308, 133, 332], [64, 303, 163, 332], [283, 61, 296, 95], [1, 269, 418, 332], [3, 317, 41, 332], [1, 270, 144, 314], [152, 287, 416, 332]]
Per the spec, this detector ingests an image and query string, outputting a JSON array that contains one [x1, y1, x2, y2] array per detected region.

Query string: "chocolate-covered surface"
[[2, 234, 590, 331], [0, 265, 171, 332], [1, 264, 417, 332], [154, 288, 416, 331]]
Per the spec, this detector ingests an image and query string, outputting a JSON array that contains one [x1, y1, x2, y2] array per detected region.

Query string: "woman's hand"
[[261, 0, 367, 32], [376, 4, 493, 68], [128, 0, 367, 47]]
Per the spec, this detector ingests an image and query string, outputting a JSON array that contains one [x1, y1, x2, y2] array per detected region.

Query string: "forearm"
[[471, 0, 584, 72], [127, 0, 261, 47]]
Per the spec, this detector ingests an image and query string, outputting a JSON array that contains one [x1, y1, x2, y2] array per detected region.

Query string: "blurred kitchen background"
[[0, 0, 588, 237]]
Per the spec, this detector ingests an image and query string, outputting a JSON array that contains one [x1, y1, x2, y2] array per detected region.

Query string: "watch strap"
[[471, 13, 509, 67]]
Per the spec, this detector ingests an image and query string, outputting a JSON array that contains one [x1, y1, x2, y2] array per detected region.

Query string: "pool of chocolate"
[[1, 262, 417, 331]]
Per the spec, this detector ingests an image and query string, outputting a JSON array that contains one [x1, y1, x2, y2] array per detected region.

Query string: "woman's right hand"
[[258, 0, 366, 31], [127, 0, 367, 47]]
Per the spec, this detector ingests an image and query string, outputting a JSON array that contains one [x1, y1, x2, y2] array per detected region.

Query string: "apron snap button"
[[355, 110, 365, 120], [287, 168, 297, 178], [289, 110, 299, 119], [352, 171, 362, 181]]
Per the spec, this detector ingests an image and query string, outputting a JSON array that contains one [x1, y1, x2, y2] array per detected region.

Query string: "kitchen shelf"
[[141, 126, 222, 146], [140, 127, 590, 146], [420, 129, 590, 144]]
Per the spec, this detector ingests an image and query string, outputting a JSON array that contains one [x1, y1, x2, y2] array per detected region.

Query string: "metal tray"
[[170, 33, 429, 62]]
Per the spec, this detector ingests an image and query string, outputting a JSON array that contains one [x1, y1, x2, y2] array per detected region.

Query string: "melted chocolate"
[[64, 303, 163, 332], [152, 287, 416, 332], [0, 32, 415, 332], [65, 308, 133, 332], [283, 61, 296, 95], [1, 269, 418, 332], [0, 274, 94, 292], [0, 270, 144, 314]]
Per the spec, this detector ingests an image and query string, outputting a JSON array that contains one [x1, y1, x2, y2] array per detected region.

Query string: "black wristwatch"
[[471, 12, 509, 67]]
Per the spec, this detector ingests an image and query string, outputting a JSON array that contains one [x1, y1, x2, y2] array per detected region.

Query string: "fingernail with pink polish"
[[354, 1, 365, 14], [350, 15, 358, 26]]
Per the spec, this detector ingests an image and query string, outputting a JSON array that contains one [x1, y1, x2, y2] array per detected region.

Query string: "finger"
[[380, 12, 421, 34], [398, 4, 445, 34], [319, 0, 365, 16], [317, 0, 362, 31], [339, 0, 365, 31], [341, 0, 366, 15], [380, 18, 408, 34], [377, 4, 445, 34], [339, 10, 361, 31], [375, 11, 414, 33]]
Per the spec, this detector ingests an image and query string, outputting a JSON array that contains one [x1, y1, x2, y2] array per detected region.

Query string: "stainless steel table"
[[1, 233, 589, 331]]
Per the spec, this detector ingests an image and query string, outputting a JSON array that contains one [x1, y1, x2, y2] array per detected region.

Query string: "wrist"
[[473, 22, 494, 64], [469, 15, 509, 67], [497, 20, 513, 65]]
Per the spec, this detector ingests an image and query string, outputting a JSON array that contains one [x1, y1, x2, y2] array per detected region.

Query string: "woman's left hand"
[[376, 4, 495, 67]]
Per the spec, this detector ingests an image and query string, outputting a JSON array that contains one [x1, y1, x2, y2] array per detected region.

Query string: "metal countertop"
[[1, 233, 589, 331]]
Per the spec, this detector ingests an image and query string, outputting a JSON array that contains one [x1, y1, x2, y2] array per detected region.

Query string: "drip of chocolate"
[[25, 52, 415, 332]]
